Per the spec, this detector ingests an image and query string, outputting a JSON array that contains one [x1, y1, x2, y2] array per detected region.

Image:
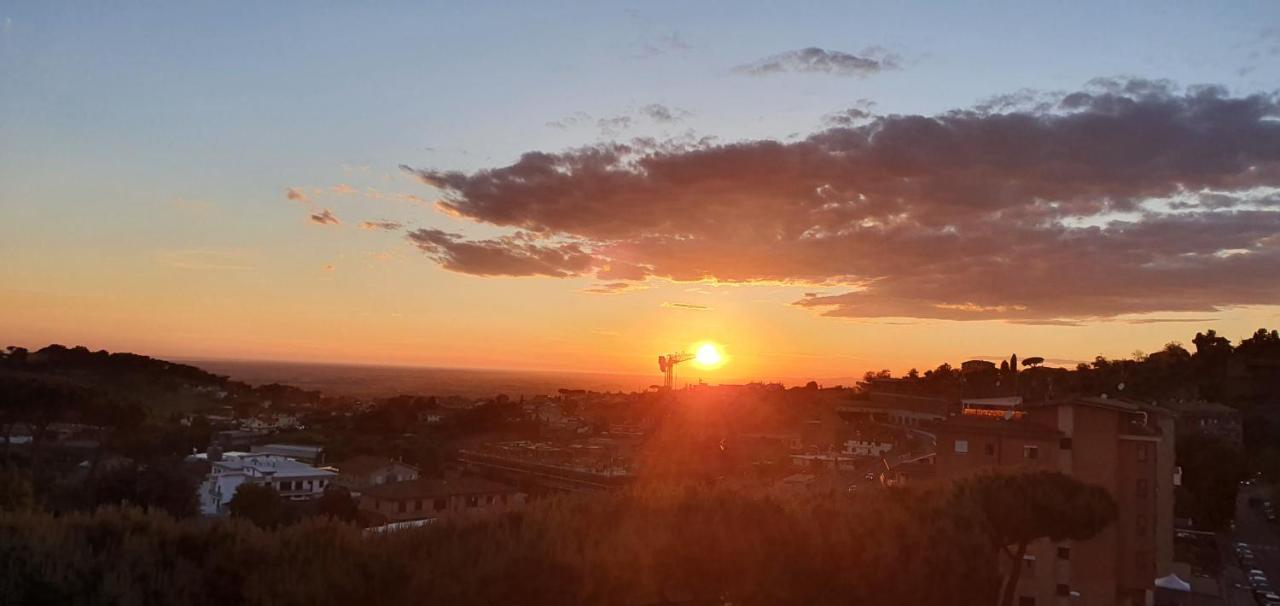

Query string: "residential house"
[[197, 452, 337, 516], [334, 455, 420, 493], [357, 477, 525, 525]]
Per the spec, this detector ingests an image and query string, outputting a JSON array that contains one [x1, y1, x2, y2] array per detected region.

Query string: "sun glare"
[[694, 343, 723, 368]]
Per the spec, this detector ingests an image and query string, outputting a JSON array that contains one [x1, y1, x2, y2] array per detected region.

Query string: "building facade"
[[933, 397, 1176, 606], [197, 452, 337, 515], [333, 455, 420, 493], [357, 477, 526, 525]]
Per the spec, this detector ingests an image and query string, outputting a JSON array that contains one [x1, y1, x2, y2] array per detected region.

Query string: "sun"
[[694, 343, 723, 368]]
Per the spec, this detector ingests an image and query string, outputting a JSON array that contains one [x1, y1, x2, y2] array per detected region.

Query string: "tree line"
[[0, 470, 1112, 606]]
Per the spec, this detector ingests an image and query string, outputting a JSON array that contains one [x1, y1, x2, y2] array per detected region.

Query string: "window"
[[486, 495, 495, 505], [433, 498, 447, 511], [1022, 555, 1036, 575], [1137, 444, 1148, 462], [1136, 478, 1149, 498], [1059, 437, 1073, 450], [1024, 445, 1039, 460], [984, 443, 996, 456], [1018, 597, 1036, 606], [955, 439, 969, 454], [398, 501, 406, 513], [1057, 546, 1070, 560], [466, 496, 479, 508], [500, 494, 508, 505], [1055, 584, 1070, 597], [414, 499, 423, 511], [1136, 514, 1147, 536]]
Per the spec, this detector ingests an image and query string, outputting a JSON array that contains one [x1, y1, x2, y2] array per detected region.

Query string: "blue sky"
[[2, 2, 1279, 377]]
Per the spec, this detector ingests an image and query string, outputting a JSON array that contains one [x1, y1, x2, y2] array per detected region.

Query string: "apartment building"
[[933, 397, 1176, 606]]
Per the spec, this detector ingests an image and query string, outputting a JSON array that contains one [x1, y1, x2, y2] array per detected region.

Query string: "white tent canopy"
[[1154, 573, 1191, 592]]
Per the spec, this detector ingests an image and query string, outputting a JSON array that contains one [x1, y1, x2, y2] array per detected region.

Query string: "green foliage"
[[0, 466, 34, 512], [86, 460, 199, 518], [313, 487, 359, 522], [1175, 434, 1245, 530], [951, 470, 1117, 606], [0, 481, 1011, 606], [228, 484, 290, 529]]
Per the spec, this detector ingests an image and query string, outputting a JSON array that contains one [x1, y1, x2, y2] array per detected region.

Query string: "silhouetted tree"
[[314, 486, 358, 522], [1176, 435, 1245, 530], [952, 470, 1117, 606], [228, 483, 288, 528]]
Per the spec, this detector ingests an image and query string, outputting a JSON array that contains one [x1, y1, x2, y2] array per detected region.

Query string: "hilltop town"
[[3, 330, 1280, 604]]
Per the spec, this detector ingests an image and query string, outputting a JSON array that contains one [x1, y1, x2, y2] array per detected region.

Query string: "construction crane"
[[657, 351, 694, 390]]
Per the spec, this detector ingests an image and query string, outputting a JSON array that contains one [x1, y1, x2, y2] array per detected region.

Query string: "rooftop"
[[360, 477, 518, 500], [1161, 399, 1240, 415], [212, 453, 336, 479], [930, 415, 1063, 440], [335, 455, 417, 477]]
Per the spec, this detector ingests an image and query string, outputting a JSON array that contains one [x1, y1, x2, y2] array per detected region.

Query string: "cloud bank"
[[402, 79, 1280, 322]]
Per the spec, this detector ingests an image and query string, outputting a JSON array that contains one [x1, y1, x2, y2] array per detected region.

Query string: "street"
[[1222, 485, 1280, 606]]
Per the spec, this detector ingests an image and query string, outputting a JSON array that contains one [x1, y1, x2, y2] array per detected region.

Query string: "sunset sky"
[[3, 2, 1280, 382]]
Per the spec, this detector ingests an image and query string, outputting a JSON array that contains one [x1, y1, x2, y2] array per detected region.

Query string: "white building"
[[197, 452, 337, 516]]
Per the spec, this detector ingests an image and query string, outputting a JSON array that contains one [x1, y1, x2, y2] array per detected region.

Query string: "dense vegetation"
[[0, 471, 1112, 606], [865, 328, 1280, 530]]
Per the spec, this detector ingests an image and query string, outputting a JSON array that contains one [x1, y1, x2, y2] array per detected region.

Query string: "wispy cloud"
[[1122, 317, 1220, 325], [662, 302, 711, 311], [582, 282, 647, 295], [360, 220, 404, 231], [286, 187, 310, 203], [309, 209, 341, 225], [634, 31, 692, 58], [639, 103, 691, 124], [734, 47, 901, 77]]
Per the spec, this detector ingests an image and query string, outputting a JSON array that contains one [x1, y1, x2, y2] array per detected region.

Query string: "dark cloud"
[[309, 209, 340, 225], [360, 220, 404, 231], [402, 80, 1280, 321], [735, 47, 900, 77], [405, 229, 596, 278]]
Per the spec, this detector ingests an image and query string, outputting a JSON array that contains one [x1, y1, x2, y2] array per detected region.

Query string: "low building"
[[334, 455, 420, 493], [197, 452, 337, 516], [1162, 400, 1242, 447], [213, 429, 266, 450], [357, 477, 525, 525], [250, 443, 325, 464], [838, 391, 955, 427]]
